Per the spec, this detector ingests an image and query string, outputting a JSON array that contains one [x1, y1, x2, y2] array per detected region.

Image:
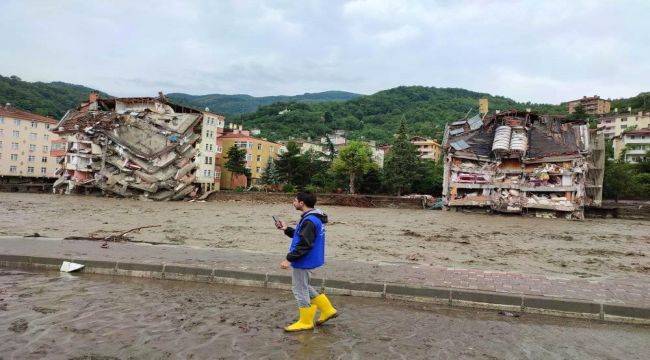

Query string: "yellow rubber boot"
[[284, 305, 317, 332], [311, 294, 338, 325]]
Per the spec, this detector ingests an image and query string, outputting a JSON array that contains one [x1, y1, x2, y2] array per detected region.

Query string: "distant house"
[[597, 110, 650, 139], [567, 95, 611, 115], [613, 128, 650, 163], [410, 136, 442, 161], [0, 104, 61, 179], [217, 124, 284, 189]]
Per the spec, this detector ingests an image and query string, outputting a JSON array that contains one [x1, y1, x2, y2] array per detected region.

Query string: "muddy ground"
[[1, 193, 649, 280], [1, 270, 648, 359]]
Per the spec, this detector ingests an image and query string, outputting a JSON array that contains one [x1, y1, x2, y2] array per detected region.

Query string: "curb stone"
[[1, 254, 648, 324]]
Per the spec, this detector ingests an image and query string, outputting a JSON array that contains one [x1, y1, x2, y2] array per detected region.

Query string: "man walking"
[[277, 192, 338, 332]]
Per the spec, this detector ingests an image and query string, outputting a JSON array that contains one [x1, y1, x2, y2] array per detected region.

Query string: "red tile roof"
[[0, 105, 58, 124]]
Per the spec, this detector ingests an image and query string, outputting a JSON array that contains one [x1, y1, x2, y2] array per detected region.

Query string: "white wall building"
[[597, 110, 650, 139], [194, 108, 225, 192], [613, 128, 650, 163]]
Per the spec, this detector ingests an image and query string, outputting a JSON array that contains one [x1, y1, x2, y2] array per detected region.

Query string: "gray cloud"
[[0, 0, 648, 103]]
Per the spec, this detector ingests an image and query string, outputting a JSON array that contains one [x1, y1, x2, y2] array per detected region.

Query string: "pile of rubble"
[[53, 94, 205, 200], [442, 110, 605, 219]]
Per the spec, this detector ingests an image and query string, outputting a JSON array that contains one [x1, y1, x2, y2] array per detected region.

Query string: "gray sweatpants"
[[292, 268, 319, 308]]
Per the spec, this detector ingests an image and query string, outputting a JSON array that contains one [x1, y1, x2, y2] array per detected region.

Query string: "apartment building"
[[52, 93, 225, 200], [194, 108, 225, 192], [0, 104, 61, 178], [217, 125, 284, 189], [613, 128, 650, 163], [567, 95, 611, 115], [597, 111, 650, 139], [411, 136, 442, 161]]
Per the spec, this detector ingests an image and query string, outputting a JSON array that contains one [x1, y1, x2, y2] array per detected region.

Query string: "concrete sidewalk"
[[1, 236, 648, 322]]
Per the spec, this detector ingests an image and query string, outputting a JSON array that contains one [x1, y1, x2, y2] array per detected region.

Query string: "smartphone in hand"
[[272, 215, 281, 229]]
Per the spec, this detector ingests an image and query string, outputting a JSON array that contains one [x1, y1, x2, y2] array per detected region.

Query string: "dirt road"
[[1, 193, 649, 280], [1, 270, 648, 359]]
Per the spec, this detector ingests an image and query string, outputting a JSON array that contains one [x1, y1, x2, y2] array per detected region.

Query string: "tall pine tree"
[[384, 119, 420, 196]]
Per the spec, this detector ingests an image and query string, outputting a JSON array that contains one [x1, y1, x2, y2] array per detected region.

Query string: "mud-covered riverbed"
[[1, 269, 648, 359], [1, 193, 649, 280]]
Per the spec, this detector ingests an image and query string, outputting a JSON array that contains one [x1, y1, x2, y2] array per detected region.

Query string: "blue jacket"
[[284, 209, 327, 269]]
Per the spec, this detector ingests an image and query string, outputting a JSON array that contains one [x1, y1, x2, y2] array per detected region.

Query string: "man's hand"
[[280, 260, 291, 269], [276, 220, 288, 230]]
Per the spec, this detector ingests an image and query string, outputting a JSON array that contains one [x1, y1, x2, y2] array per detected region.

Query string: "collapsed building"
[[442, 110, 605, 219], [52, 93, 223, 200]]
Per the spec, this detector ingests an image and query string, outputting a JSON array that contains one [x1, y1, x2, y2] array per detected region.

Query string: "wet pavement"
[[1, 270, 648, 359]]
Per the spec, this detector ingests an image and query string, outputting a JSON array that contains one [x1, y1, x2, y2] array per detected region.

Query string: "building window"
[[41, 167, 47, 175], [13, 130, 19, 138], [28, 155, 35, 162], [256, 155, 261, 162], [27, 166, 34, 174], [0, 140, 2, 147], [204, 156, 212, 165], [42, 156, 48, 163], [245, 154, 252, 161], [205, 143, 210, 151], [44, 134, 49, 141], [13, 119, 20, 126], [257, 143, 262, 150], [216, 145, 222, 153], [45, 124, 51, 130], [0, 117, 3, 124], [31, 121, 38, 128], [29, 144, 36, 152], [10, 165, 17, 173], [0, 129, 3, 136], [29, 132, 37, 140], [11, 142, 19, 150], [256, 167, 260, 173], [620, 125, 627, 129], [43, 145, 49, 152], [11, 154, 18, 161]]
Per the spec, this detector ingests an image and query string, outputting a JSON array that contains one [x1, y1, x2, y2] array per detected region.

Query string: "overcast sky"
[[1, 0, 648, 103]]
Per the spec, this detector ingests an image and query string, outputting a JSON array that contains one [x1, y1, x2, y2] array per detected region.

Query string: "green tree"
[[260, 159, 281, 185], [569, 105, 588, 121], [411, 159, 444, 195], [603, 160, 636, 201], [331, 141, 376, 194], [357, 166, 384, 194], [276, 142, 306, 187], [383, 120, 421, 195], [225, 145, 251, 185]]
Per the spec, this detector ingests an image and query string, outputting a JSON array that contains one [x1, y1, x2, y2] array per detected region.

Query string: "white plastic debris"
[[60, 261, 84, 273]]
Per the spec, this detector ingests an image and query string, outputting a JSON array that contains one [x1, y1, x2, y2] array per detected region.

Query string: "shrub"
[[282, 184, 296, 193]]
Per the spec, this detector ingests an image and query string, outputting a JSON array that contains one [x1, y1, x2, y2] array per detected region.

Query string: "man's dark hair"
[[296, 192, 317, 208]]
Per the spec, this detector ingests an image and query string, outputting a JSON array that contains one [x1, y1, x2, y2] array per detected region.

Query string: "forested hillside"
[[235, 86, 566, 143], [167, 90, 361, 115], [0, 75, 108, 118]]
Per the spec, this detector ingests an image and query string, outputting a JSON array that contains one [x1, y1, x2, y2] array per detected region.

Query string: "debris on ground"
[[60, 261, 85, 273], [9, 318, 28, 333], [498, 311, 521, 318]]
